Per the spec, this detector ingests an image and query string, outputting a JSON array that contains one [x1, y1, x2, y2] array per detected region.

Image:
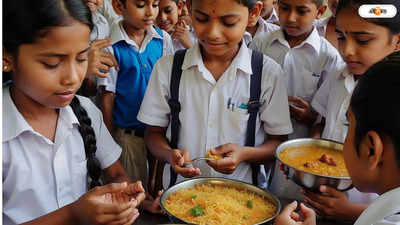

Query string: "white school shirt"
[[250, 27, 344, 139], [98, 0, 122, 26], [355, 187, 400, 225], [2, 86, 122, 225], [314, 16, 331, 37], [265, 7, 279, 24], [244, 17, 280, 46], [97, 21, 175, 92], [311, 67, 378, 204], [137, 42, 293, 187], [90, 11, 111, 42]]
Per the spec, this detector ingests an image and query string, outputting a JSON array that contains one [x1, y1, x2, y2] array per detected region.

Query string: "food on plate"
[[205, 148, 222, 160], [278, 145, 349, 177], [164, 183, 277, 225]]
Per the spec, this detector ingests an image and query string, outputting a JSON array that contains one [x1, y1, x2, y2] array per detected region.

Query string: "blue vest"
[[113, 28, 163, 129]]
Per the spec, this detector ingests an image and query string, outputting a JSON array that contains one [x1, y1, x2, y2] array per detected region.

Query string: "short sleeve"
[[259, 56, 293, 135], [97, 46, 117, 93], [77, 96, 121, 169], [311, 71, 334, 117], [137, 55, 174, 127]]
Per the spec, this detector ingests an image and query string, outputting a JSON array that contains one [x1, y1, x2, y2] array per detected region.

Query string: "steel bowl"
[[160, 177, 281, 225], [275, 138, 353, 192]]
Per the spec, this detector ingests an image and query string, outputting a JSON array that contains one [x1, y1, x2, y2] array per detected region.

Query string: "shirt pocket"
[[72, 159, 88, 196], [224, 108, 250, 144], [300, 70, 321, 101]]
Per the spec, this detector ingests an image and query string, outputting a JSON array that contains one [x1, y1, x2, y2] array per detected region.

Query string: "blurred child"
[[2, 0, 145, 224], [156, 0, 197, 50], [244, 1, 280, 46], [99, 0, 123, 25], [275, 51, 400, 225], [260, 0, 280, 24], [308, 0, 400, 221], [250, 0, 343, 199], [138, 0, 293, 189], [315, 0, 339, 48], [98, 0, 174, 210]]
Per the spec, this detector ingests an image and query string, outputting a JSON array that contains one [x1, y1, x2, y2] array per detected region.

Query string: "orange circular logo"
[[373, 7, 382, 15]]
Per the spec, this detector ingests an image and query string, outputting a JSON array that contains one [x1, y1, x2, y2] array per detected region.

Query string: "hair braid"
[[70, 97, 102, 189]]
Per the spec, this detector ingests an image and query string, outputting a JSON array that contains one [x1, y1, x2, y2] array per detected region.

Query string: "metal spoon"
[[183, 157, 216, 168]]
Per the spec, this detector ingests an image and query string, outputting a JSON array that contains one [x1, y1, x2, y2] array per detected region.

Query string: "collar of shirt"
[[92, 11, 108, 26], [356, 187, 400, 225], [314, 16, 331, 37], [181, 41, 253, 82], [266, 8, 279, 23], [109, 21, 163, 51], [2, 86, 80, 142], [340, 67, 358, 93], [272, 27, 321, 55]]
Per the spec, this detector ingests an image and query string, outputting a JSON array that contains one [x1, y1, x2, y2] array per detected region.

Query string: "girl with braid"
[[2, 0, 147, 224]]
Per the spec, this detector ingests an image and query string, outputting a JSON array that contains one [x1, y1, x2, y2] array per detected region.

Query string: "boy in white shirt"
[[244, 15, 280, 46], [275, 52, 400, 225], [138, 0, 292, 188], [250, 0, 343, 200], [260, 0, 279, 24]]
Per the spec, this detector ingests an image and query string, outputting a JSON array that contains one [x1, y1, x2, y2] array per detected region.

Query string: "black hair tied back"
[[70, 97, 102, 189]]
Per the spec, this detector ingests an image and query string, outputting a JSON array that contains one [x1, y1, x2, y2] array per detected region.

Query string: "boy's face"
[[156, 0, 181, 33], [260, 0, 274, 19], [278, 0, 324, 37], [115, 0, 160, 30], [336, 8, 400, 75], [328, 0, 339, 16], [84, 0, 104, 13], [191, 0, 250, 57]]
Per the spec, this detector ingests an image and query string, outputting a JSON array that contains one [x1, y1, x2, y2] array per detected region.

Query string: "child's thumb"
[[281, 201, 298, 216], [92, 182, 128, 195], [300, 203, 317, 223], [320, 185, 342, 198]]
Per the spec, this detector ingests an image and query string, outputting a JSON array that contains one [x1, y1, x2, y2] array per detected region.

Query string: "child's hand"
[[170, 149, 201, 177], [123, 181, 146, 206], [72, 182, 139, 225], [274, 201, 317, 225], [172, 20, 193, 49], [288, 96, 317, 126], [303, 185, 362, 221], [87, 38, 119, 78], [207, 143, 243, 174], [143, 190, 165, 214]]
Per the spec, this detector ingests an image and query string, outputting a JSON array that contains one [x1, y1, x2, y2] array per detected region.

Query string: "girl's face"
[[84, 0, 104, 12], [156, 0, 181, 33], [336, 8, 400, 75], [7, 22, 91, 108], [116, 0, 160, 30], [278, 0, 324, 37], [191, 0, 250, 58]]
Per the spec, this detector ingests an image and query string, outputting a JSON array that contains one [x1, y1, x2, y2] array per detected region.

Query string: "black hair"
[[350, 51, 400, 169], [336, 0, 400, 34], [189, 0, 259, 11], [3, 0, 102, 189], [278, 0, 324, 8]]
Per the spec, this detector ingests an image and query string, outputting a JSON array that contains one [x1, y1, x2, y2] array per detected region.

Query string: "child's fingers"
[[174, 166, 200, 177], [91, 38, 112, 50], [304, 197, 327, 213], [125, 181, 145, 196], [104, 51, 119, 71], [300, 202, 316, 219], [281, 201, 298, 216], [91, 182, 128, 195], [290, 211, 300, 221], [109, 208, 140, 225], [319, 185, 344, 198]]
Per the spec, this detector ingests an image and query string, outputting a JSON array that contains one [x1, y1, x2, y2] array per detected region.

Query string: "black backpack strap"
[[168, 49, 187, 187], [247, 50, 263, 186]]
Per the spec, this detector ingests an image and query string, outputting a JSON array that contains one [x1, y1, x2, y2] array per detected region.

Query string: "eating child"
[[156, 0, 197, 50], [250, 0, 343, 199], [307, 0, 400, 221], [275, 51, 400, 225], [2, 0, 145, 224], [137, 0, 293, 188]]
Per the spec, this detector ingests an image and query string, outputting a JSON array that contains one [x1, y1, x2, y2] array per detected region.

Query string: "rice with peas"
[[164, 183, 277, 225]]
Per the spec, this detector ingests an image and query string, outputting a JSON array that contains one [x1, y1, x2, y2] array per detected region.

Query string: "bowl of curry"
[[275, 138, 353, 192]]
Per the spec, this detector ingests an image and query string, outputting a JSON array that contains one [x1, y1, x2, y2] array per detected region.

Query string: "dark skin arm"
[[310, 117, 325, 139], [100, 87, 115, 134]]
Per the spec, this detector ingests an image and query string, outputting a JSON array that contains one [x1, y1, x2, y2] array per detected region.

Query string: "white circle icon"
[[359, 4, 397, 18]]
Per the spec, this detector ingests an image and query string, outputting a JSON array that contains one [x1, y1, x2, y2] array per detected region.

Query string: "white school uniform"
[[250, 27, 344, 139], [97, 21, 175, 91], [243, 17, 280, 46], [90, 11, 111, 42], [314, 16, 331, 37], [137, 42, 293, 188], [311, 67, 378, 204], [2, 86, 122, 225], [265, 7, 279, 24], [355, 187, 400, 225], [98, 0, 122, 26]]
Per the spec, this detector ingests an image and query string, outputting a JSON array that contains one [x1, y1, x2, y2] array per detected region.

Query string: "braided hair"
[[70, 97, 102, 188], [4, 0, 102, 188]]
